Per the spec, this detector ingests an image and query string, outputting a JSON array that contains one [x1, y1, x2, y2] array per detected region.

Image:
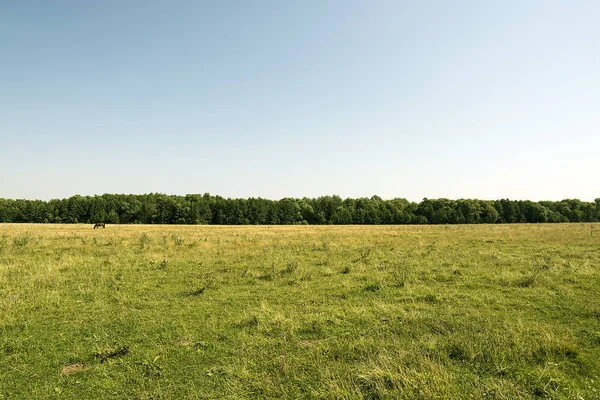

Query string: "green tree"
[[480, 202, 499, 223], [106, 210, 120, 224]]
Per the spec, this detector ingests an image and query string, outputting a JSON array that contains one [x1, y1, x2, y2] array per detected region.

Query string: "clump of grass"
[[177, 339, 211, 350], [258, 271, 273, 281], [359, 247, 372, 263], [94, 346, 129, 363], [422, 242, 436, 257], [532, 258, 551, 270], [364, 281, 381, 292], [515, 258, 553, 288], [445, 342, 470, 361], [12, 234, 30, 248], [185, 286, 205, 296], [515, 275, 536, 288], [171, 234, 185, 246], [139, 356, 162, 377], [138, 232, 151, 249], [235, 314, 259, 329], [184, 273, 215, 296], [257, 263, 276, 281], [391, 255, 411, 288], [297, 319, 324, 338], [355, 365, 403, 399], [532, 341, 580, 364], [280, 260, 298, 276], [420, 293, 438, 303], [317, 235, 331, 251], [195, 341, 211, 350], [299, 272, 313, 281]]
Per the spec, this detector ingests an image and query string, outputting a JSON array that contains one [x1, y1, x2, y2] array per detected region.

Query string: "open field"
[[1, 223, 599, 399]]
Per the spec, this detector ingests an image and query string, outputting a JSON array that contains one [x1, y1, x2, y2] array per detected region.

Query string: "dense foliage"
[[0, 194, 599, 224]]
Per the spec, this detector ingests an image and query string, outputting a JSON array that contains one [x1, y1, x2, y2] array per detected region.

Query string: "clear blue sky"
[[1, 1, 598, 201]]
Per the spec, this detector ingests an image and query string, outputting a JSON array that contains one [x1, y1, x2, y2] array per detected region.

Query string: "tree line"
[[0, 194, 599, 225]]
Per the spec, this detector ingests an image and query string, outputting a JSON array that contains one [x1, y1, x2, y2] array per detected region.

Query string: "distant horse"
[[94, 223, 106, 229]]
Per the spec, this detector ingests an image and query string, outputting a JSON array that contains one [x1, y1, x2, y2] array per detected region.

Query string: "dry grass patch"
[[60, 363, 88, 375]]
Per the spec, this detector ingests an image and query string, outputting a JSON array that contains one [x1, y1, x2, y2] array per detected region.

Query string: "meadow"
[[0, 223, 599, 399]]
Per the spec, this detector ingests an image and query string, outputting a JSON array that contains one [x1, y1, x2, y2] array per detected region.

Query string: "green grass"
[[1, 223, 599, 399]]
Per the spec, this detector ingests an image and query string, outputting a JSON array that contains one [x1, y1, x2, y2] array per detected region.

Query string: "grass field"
[[1, 223, 599, 399]]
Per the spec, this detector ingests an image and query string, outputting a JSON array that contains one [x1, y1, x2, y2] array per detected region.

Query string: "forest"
[[1, 194, 599, 225]]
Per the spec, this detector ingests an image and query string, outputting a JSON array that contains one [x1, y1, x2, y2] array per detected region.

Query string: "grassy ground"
[[0, 223, 599, 399]]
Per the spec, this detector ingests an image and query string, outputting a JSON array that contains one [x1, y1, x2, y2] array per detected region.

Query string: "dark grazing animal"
[[94, 223, 106, 229]]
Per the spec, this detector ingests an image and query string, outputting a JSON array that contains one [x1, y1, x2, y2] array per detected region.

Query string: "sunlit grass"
[[1, 223, 599, 398]]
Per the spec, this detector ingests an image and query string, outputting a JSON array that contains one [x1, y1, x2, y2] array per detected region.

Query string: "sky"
[[1, 0, 599, 202]]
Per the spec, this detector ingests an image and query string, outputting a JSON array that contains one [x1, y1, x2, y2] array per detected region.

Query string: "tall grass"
[[0, 223, 599, 398]]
